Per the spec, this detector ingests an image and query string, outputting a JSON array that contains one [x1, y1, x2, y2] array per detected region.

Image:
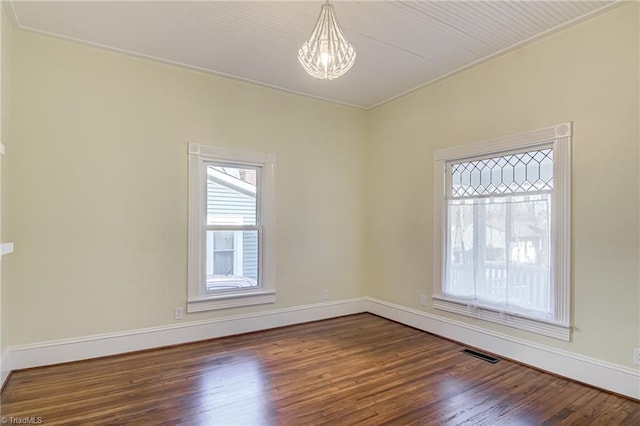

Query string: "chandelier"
[[298, 1, 356, 80]]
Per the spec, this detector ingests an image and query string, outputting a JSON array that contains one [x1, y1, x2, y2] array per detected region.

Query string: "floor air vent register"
[[461, 349, 501, 364]]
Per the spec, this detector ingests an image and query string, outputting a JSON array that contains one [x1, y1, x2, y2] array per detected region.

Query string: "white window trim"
[[188, 143, 276, 313], [432, 123, 572, 341]]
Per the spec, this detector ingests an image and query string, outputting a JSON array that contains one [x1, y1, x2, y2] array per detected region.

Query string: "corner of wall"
[[1, 0, 15, 366]]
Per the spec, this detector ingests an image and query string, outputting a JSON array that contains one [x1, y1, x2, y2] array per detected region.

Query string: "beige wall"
[[366, 3, 640, 368], [637, 1, 640, 353], [2, 2, 639, 372], [2, 28, 367, 345], [1, 5, 14, 356]]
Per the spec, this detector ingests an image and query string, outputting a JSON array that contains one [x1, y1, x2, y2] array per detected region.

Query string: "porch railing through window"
[[447, 262, 550, 315]]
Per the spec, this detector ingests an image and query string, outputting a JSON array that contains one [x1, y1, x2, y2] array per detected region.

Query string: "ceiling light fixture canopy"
[[298, 1, 356, 80]]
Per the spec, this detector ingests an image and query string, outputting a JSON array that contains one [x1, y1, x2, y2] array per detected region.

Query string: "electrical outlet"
[[322, 289, 329, 300], [420, 294, 427, 306], [174, 307, 184, 320], [634, 348, 640, 366]]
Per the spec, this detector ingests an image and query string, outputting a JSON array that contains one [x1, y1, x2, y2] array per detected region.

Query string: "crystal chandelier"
[[298, 1, 356, 80]]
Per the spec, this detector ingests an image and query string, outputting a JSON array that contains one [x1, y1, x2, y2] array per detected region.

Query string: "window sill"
[[187, 290, 276, 313], [432, 296, 571, 341]]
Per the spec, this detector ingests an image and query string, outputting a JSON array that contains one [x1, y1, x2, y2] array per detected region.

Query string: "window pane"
[[206, 164, 258, 226], [450, 148, 553, 197], [446, 200, 475, 298], [214, 252, 234, 275], [445, 195, 551, 317], [214, 231, 234, 251], [206, 230, 259, 291]]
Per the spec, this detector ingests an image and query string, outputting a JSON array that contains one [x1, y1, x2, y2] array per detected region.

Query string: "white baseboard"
[[3, 296, 639, 400], [366, 297, 640, 400], [1, 348, 10, 389], [7, 297, 367, 373]]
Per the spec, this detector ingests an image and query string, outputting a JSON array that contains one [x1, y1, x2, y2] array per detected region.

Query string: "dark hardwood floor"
[[1, 313, 639, 425]]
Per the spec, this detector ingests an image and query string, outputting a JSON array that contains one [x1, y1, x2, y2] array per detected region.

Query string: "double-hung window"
[[432, 123, 571, 340], [188, 143, 276, 313]]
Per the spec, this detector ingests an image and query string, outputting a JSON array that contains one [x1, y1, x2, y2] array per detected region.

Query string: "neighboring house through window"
[[188, 143, 276, 312], [432, 123, 572, 340]]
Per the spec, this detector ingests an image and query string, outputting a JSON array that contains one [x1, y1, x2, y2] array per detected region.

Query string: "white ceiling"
[[9, 1, 618, 109]]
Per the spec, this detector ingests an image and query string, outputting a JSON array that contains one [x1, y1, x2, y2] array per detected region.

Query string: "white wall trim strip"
[[6, 298, 367, 375], [366, 297, 640, 400], [3, 297, 639, 400]]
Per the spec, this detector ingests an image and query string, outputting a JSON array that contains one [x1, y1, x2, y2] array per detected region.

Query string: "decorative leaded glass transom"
[[449, 148, 553, 198]]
